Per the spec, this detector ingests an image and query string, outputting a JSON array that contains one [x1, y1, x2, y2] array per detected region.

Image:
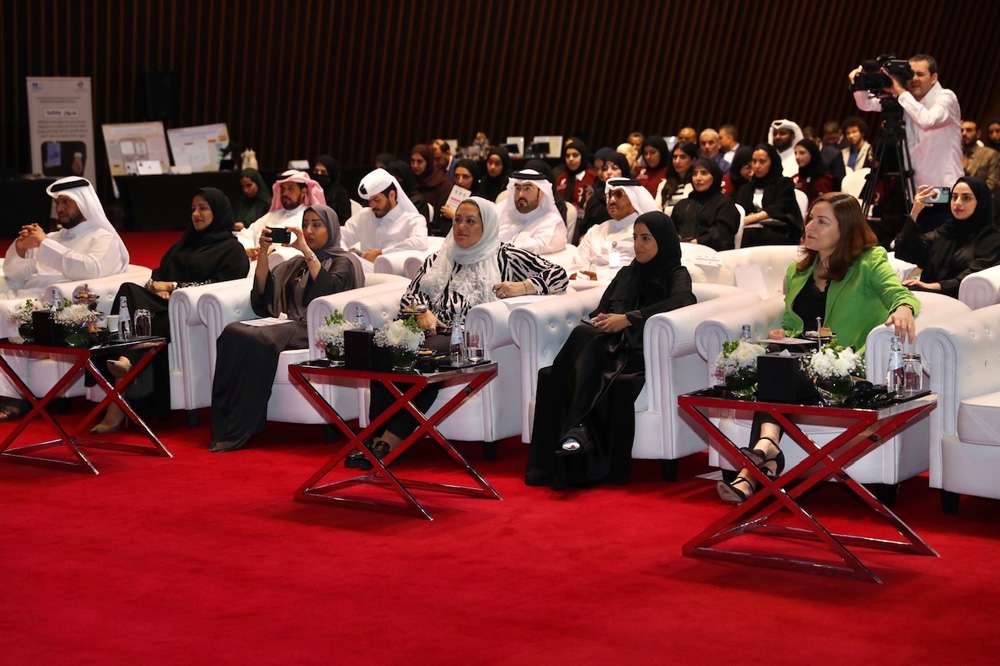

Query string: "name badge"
[[608, 250, 621, 268]]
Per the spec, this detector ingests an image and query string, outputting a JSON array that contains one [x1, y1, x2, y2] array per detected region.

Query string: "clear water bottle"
[[886, 334, 904, 396], [740, 324, 752, 342], [118, 295, 132, 340], [450, 314, 465, 365], [48, 286, 60, 308], [354, 304, 367, 330]]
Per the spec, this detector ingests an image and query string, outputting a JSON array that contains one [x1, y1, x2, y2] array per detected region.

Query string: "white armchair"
[[197, 274, 409, 427], [374, 236, 444, 279], [916, 302, 1000, 512], [509, 282, 761, 479], [695, 290, 971, 504], [957, 264, 1000, 310], [350, 287, 555, 458]]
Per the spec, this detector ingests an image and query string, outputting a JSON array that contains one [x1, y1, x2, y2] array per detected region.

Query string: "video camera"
[[850, 54, 914, 94]]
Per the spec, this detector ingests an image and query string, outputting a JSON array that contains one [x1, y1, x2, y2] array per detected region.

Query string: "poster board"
[[102, 121, 170, 178], [167, 123, 230, 173], [26, 77, 97, 184]]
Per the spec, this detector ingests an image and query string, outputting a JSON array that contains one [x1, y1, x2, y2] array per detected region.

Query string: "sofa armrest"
[[344, 287, 405, 329], [197, 280, 259, 377], [52, 265, 153, 317], [958, 264, 1000, 310]]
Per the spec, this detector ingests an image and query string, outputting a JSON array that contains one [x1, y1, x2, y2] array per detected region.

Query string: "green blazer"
[[782, 246, 920, 355]]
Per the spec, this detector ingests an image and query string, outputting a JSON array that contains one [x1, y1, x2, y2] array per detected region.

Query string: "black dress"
[[110, 187, 250, 417], [525, 212, 697, 489], [673, 158, 741, 251], [210, 254, 360, 447]]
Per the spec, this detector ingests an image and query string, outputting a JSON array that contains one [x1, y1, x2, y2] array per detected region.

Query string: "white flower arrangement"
[[52, 302, 104, 328], [315, 310, 356, 353], [8, 298, 44, 325], [802, 342, 864, 380], [374, 316, 424, 352], [715, 339, 768, 376]]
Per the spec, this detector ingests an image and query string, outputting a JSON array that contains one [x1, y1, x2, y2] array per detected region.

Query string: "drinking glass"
[[465, 330, 484, 362], [902, 353, 923, 395], [134, 309, 152, 337]]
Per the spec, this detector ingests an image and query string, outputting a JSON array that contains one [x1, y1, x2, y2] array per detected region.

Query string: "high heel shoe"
[[717, 476, 755, 504], [91, 403, 125, 434], [107, 356, 132, 379], [740, 436, 786, 479]]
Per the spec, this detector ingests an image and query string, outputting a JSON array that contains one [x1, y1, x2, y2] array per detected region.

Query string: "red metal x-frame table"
[[289, 361, 501, 520], [678, 388, 937, 583], [0, 337, 170, 474]]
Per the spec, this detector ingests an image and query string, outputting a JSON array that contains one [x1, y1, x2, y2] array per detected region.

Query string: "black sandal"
[[740, 436, 785, 479], [717, 476, 755, 504], [0, 398, 29, 422]]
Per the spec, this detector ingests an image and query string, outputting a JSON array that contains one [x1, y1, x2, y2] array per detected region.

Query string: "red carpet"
[[1, 405, 999, 665]]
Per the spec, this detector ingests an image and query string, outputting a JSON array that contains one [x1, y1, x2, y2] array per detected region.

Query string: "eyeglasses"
[[607, 189, 627, 200]]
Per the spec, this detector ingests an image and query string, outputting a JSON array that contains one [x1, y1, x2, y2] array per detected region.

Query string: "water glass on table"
[[465, 330, 484, 362], [134, 309, 152, 337]]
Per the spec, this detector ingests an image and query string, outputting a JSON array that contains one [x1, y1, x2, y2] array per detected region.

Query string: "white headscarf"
[[357, 168, 420, 216], [498, 169, 560, 222], [45, 176, 130, 270], [420, 196, 502, 310], [605, 177, 659, 214]]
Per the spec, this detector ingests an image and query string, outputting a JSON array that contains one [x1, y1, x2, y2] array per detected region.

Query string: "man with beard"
[[341, 168, 428, 266], [568, 177, 658, 281], [961, 120, 999, 196], [0, 176, 131, 420], [239, 170, 325, 260], [497, 169, 567, 255], [2, 176, 129, 294], [768, 119, 804, 177]]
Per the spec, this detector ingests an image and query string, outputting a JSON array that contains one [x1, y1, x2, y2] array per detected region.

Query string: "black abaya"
[[525, 214, 696, 489]]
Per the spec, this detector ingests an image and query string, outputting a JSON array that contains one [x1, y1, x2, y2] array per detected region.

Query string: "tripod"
[[861, 97, 916, 245]]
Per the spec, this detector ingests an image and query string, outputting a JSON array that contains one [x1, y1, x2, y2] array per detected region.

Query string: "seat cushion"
[[957, 391, 1000, 447]]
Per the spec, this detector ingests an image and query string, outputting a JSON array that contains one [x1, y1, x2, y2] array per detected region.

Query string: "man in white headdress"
[[2, 176, 130, 295], [497, 169, 567, 255], [568, 178, 658, 281], [238, 170, 326, 259], [341, 168, 429, 267], [0, 176, 131, 420], [768, 119, 804, 177]]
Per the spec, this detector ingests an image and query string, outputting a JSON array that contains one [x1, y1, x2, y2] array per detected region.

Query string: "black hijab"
[[938, 176, 996, 238], [562, 137, 591, 177], [688, 158, 723, 202], [795, 139, 827, 179], [454, 158, 482, 195], [598, 211, 683, 316], [594, 152, 632, 200], [729, 146, 754, 192], [641, 136, 670, 173], [748, 143, 784, 188], [313, 154, 340, 187], [233, 168, 271, 225], [481, 146, 512, 202], [154, 187, 246, 284], [386, 160, 420, 197]]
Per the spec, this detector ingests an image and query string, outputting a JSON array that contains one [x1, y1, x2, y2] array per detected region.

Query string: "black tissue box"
[[32, 310, 62, 346], [757, 352, 818, 404], [343, 329, 389, 369]]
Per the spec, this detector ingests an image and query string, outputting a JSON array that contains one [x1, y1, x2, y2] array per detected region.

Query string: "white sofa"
[[917, 302, 1000, 512], [197, 273, 409, 427], [695, 290, 971, 503], [509, 282, 761, 479], [373, 236, 445, 279], [957, 264, 1000, 310]]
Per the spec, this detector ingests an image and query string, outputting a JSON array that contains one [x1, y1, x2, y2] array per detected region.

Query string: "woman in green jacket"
[[718, 192, 920, 503]]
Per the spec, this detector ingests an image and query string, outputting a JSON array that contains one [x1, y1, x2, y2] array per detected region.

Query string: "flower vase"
[[388, 347, 417, 370], [18, 323, 34, 344], [725, 367, 758, 398], [325, 344, 343, 363], [63, 325, 91, 348], [816, 375, 854, 406]]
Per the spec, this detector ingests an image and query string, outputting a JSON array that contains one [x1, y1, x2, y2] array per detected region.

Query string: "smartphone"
[[926, 186, 951, 205], [581, 317, 596, 326], [267, 227, 291, 244]]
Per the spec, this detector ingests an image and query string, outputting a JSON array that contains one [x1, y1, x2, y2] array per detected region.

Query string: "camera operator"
[[849, 54, 963, 230]]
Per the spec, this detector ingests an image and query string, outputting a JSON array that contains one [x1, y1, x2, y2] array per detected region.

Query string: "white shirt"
[[341, 204, 428, 254], [498, 206, 567, 255], [854, 81, 963, 188], [655, 181, 694, 216], [569, 212, 637, 280], [238, 205, 305, 249], [2, 220, 127, 293], [778, 147, 798, 178], [722, 144, 740, 168]]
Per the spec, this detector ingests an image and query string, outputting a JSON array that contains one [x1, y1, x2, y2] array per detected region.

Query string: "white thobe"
[[854, 82, 963, 188], [341, 205, 428, 254], [498, 207, 567, 255], [568, 212, 637, 281], [2, 220, 127, 294], [237, 205, 305, 249], [778, 147, 798, 178]]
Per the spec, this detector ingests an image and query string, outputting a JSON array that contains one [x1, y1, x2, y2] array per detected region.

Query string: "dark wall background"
[[3, 0, 1000, 199]]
